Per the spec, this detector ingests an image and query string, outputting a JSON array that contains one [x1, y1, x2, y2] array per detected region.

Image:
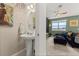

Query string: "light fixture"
[[27, 6, 31, 10], [27, 4, 34, 10], [54, 5, 68, 17], [30, 4, 33, 9], [27, 4, 35, 13]]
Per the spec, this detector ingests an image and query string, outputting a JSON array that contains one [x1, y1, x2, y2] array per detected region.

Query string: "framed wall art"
[[0, 3, 13, 27], [69, 19, 78, 27]]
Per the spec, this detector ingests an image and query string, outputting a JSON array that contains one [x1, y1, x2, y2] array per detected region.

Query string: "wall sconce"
[[27, 4, 35, 13]]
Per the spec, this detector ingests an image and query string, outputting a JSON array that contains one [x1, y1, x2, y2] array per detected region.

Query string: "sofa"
[[54, 32, 79, 48], [54, 33, 67, 45]]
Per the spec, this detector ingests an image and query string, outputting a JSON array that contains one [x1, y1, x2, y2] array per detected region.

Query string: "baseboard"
[[11, 48, 26, 56]]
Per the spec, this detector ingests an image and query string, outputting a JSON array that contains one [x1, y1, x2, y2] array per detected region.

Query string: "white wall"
[[0, 4, 34, 56], [47, 3, 79, 19], [35, 3, 46, 56]]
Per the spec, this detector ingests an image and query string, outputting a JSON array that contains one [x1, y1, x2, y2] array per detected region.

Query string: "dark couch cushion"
[[54, 35, 67, 45]]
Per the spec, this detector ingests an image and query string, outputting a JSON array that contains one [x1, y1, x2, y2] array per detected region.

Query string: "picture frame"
[[69, 20, 78, 27], [0, 3, 13, 27]]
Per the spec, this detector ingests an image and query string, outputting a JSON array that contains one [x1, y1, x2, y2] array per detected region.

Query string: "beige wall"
[[0, 4, 28, 56]]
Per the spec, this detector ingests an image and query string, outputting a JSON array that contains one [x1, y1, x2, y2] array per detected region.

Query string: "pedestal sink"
[[20, 32, 35, 56]]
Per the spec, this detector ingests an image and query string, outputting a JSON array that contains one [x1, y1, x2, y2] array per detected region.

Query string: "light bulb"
[[30, 4, 33, 9], [27, 6, 30, 10]]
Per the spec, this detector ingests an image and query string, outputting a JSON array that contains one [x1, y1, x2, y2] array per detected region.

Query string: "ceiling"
[[46, 3, 79, 19]]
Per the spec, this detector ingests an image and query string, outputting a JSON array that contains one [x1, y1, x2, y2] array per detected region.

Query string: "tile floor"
[[47, 37, 79, 56]]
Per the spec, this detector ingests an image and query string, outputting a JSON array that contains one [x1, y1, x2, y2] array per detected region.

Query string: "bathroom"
[[0, 3, 36, 56]]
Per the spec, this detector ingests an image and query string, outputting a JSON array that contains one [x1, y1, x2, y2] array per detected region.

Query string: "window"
[[59, 21, 66, 29], [52, 22, 58, 29], [52, 20, 66, 31]]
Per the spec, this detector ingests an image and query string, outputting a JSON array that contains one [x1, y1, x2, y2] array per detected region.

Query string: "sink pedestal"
[[26, 39, 32, 56], [20, 34, 35, 56]]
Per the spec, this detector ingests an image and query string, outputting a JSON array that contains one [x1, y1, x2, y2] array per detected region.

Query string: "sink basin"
[[20, 33, 35, 40]]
